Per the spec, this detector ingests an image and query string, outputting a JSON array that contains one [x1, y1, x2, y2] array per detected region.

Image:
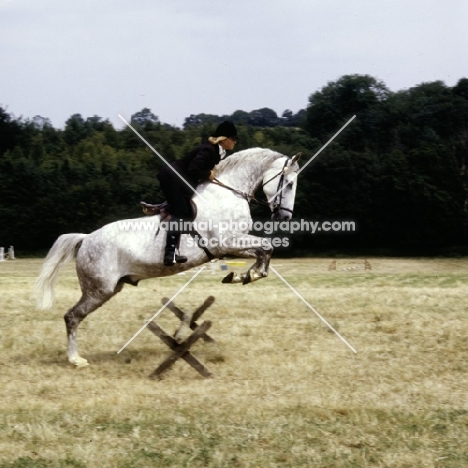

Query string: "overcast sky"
[[1, 0, 467, 129]]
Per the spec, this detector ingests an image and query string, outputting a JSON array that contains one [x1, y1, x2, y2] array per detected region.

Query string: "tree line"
[[1, 74, 468, 255]]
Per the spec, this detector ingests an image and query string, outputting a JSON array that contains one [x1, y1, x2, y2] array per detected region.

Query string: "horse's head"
[[214, 148, 301, 220], [262, 153, 301, 220]]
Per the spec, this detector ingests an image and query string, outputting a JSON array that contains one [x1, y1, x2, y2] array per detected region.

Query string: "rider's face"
[[221, 137, 237, 151]]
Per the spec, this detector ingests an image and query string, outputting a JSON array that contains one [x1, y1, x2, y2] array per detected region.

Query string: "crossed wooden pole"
[[147, 296, 216, 379]]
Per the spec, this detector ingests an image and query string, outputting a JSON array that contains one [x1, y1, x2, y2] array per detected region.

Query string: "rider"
[[157, 120, 238, 266]]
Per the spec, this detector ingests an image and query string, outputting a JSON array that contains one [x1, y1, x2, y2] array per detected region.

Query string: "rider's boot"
[[163, 231, 187, 266]]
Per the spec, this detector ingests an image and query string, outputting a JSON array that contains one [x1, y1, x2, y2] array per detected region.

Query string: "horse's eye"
[[286, 182, 294, 190]]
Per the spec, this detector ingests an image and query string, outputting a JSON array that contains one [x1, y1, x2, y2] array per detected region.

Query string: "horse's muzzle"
[[271, 211, 291, 221]]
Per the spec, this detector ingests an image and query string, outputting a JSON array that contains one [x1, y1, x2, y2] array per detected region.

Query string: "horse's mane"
[[215, 148, 287, 176]]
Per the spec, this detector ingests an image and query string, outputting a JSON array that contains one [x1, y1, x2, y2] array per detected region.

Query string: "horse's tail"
[[35, 233, 87, 310]]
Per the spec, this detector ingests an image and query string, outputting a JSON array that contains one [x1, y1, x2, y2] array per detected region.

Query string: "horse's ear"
[[284, 152, 302, 173], [291, 152, 302, 165]]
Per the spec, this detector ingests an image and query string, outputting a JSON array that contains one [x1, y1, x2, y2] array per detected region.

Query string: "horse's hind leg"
[[64, 286, 119, 366]]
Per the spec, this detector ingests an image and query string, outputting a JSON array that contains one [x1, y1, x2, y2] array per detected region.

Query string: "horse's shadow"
[[85, 347, 160, 365], [37, 343, 222, 368]]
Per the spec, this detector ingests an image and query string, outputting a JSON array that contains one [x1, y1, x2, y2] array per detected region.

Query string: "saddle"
[[140, 200, 170, 219], [140, 200, 197, 222]]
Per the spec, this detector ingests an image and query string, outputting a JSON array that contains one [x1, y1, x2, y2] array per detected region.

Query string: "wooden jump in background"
[[328, 259, 372, 271]]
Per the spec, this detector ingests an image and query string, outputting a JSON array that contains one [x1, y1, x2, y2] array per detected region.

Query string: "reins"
[[211, 178, 270, 208], [211, 158, 294, 213]]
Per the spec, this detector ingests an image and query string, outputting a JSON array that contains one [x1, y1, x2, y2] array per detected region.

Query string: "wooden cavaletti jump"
[[329, 259, 372, 271], [147, 296, 216, 379]]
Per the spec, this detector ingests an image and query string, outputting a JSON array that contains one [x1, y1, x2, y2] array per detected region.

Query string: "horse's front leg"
[[221, 236, 273, 285], [242, 246, 273, 284]]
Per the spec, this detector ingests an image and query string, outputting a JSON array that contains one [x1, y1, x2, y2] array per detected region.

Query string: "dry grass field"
[[1, 256, 468, 467]]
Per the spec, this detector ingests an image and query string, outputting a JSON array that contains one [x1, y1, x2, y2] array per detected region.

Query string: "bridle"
[[261, 158, 292, 216], [211, 153, 301, 216]]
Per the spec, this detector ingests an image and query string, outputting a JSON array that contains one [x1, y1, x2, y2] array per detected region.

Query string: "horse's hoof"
[[222, 272, 235, 283], [69, 356, 89, 367], [222, 272, 243, 284], [243, 270, 265, 284]]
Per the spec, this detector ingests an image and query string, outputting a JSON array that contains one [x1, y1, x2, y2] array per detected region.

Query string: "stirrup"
[[164, 253, 187, 266]]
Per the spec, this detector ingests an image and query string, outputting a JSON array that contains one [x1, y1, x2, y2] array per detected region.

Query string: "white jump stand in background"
[[0, 246, 15, 261]]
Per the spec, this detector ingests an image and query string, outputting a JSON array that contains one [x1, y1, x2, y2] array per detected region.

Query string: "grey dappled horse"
[[36, 148, 301, 366]]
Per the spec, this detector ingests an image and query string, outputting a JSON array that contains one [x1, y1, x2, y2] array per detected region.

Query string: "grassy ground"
[[1, 257, 468, 467]]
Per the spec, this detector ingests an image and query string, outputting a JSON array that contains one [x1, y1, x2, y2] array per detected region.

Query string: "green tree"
[[305, 74, 391, 151], [183, 113, 223, 129], [131, 108, 160, 127], [0, 107, 22, 156], [63, 114, 87, 147], [247, 108, 279, 127]]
